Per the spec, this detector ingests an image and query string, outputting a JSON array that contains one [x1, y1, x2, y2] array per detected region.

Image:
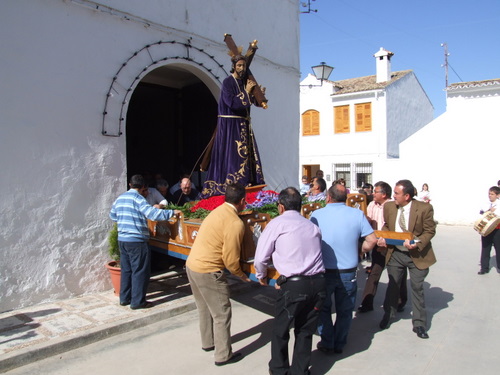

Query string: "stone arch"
[[102, 39, 228, 137]]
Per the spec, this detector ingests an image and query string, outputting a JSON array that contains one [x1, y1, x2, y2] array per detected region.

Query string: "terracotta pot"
[[105, 261, 121, 296]]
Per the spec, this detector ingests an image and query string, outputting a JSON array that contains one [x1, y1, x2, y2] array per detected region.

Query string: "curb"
[[0, 297, 196, 373]]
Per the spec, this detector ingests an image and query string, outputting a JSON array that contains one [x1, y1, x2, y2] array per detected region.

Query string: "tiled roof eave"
[[446, 79, 500, 91], [330, 88, 384, 98], [330, 70, 412, 96]]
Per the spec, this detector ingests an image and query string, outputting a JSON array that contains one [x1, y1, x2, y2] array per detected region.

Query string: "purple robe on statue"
[[200, 75, 265, 198]]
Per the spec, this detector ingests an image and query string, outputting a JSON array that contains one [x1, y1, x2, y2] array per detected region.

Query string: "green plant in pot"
[[105, 223, 121, 295], [108, 222, 120, 264]]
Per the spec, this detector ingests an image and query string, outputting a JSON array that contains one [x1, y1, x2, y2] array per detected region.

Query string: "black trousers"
[[269, 276, 326, 375], [480, 228, 500, 271]]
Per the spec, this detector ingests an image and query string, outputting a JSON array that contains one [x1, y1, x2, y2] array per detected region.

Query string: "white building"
[[0, 0, 300, 312], [393, 78, 500, 225], [299, 48, 433, 189]]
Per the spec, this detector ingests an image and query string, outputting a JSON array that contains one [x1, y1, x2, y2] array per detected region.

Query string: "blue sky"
[[300, 0, 500, 116]]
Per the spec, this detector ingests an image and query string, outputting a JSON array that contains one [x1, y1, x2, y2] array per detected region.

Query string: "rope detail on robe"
[[218, 115, 250, 120]]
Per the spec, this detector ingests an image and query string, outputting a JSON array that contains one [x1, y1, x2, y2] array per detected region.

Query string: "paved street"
[[3, 225, 500, 374]]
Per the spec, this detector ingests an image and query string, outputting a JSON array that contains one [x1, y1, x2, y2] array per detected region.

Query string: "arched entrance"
[[101, 39, 229, 190], [125, 64, 218, 189]]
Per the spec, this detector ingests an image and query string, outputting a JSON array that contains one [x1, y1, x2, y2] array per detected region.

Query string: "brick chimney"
[[374, 47, 394, 83]]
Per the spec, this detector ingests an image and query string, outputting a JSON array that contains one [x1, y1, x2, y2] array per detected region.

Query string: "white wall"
[[385, 72, 434, 158], [0, 0, 300, 312], [394, 84, 500, 225]]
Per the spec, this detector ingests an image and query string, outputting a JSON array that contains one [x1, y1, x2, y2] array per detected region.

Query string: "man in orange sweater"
[[186, 183, 251, 366]]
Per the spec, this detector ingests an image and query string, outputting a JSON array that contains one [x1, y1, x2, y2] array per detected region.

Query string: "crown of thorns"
[[230, 54, 247, 65]]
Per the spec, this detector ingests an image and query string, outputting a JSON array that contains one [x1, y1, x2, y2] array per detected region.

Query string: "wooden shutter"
[[334, 105, 350, 133], [355, 102, 372, 132], [302, 110, 320, 136]]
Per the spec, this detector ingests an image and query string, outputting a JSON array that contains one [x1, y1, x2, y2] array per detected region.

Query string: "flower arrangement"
[[167, 190, 280, 220], [244, 190, 279, 218]]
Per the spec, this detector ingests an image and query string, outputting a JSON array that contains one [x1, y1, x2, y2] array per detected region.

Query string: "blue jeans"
[[119, 241, 151, 308], [318, 271, 357, 351]]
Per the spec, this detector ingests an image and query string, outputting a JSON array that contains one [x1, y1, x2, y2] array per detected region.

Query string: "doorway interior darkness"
[[126, 74, 217, 190]]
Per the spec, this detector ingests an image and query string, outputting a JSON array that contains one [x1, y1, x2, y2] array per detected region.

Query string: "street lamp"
[[311, 62, 334, 85]]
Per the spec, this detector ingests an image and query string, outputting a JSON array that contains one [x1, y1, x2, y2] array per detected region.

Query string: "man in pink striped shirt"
[[358, 181, 407, 313]]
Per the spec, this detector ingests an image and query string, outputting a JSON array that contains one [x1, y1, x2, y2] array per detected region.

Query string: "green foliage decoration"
[[108, 223, 120, 262]]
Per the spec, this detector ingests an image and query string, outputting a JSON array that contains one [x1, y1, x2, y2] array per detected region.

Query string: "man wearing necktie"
[[377, 180, 436, 339]]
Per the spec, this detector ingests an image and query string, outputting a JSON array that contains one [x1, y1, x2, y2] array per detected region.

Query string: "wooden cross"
[[224, 34, 268, 109]]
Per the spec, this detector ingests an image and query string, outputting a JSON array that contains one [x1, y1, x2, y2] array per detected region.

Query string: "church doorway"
[[125, 64, 218, 190]]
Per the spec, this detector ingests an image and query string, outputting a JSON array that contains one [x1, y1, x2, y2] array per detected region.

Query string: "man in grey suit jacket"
[[377, 179, 436, 339]]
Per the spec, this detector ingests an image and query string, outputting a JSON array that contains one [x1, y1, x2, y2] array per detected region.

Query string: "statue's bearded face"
[[234, 60, 246, 78]]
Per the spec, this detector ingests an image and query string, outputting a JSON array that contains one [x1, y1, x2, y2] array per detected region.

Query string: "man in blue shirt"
[[311, 183, 377, 354], [110, 175, 181, 309]]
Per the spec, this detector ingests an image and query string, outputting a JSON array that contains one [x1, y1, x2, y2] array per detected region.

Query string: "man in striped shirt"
[[110, 175, 181, 309]]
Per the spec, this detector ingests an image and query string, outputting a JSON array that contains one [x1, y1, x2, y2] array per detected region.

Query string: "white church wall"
[[0, 0, 299, 312], [99, 0, 299, 70]]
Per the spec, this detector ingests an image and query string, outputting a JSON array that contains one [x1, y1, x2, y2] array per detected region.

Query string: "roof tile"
[[330, 70, 412, 95]]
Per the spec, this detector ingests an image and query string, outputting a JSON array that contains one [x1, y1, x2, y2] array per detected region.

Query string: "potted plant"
[[105, 223, 121, 296]]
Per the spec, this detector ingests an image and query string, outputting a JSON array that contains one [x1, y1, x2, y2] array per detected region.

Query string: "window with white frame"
[[334, 163, 351, 189], [333, 162, 373, 190], [353, 163, 372, 189]]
